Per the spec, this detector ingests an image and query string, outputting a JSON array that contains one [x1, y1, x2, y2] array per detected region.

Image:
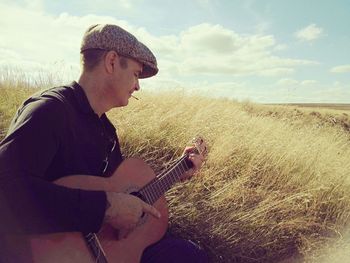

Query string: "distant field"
[[275, 103, 350, 111]]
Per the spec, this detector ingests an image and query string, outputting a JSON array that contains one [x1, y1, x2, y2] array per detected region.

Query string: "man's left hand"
[[181, 146, 205, 181]]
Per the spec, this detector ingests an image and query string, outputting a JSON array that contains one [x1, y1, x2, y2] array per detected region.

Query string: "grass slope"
[[1, 83, 350, 262]]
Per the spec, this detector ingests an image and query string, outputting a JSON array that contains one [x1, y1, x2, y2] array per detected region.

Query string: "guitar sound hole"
[[130, 191, 146, 218]]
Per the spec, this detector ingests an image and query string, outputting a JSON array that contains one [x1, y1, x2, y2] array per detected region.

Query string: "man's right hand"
[[104, 192, 161, 238]]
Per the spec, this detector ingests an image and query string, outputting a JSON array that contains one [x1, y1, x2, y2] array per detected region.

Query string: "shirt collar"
[[70, 81, 97, 115]]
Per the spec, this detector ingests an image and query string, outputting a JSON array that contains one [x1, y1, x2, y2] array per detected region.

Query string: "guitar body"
[[29, 158, 169, 263]]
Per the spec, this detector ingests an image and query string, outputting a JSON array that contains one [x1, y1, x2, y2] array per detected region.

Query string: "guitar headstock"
[[191, 136, 208, 158]]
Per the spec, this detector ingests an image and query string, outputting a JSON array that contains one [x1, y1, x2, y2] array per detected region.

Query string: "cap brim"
[[132, 41, 158, 79], [139, 62, 159, 79]]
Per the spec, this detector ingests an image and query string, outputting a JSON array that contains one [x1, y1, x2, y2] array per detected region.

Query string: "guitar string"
[[85, 233, 108, 263], [160, 157, 186, 193], [94, 233, 107, 263], [148, 156, 187, 203], [139, 154, 191, 204]]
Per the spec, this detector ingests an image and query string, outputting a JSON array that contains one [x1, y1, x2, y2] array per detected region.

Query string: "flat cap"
[[81, 24, 158, 78]]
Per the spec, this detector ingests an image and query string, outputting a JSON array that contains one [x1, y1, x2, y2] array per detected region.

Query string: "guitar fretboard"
[[139, 155, 192, 204]]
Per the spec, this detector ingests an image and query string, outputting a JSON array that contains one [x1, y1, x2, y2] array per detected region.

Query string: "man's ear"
[[104, 51, 118, 74]]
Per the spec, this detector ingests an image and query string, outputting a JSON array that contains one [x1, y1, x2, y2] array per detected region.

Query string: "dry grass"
[[1, 77, 350, 262], [0, 85, 33, 138], [109, 93, 350, 262]]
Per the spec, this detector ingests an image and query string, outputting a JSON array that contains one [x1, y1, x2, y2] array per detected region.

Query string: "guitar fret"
[[183, 160, 188, 171], [176, 163, 182, 174], [174, 166, 181, 180], [155, 179, 165, 200], [177, 164, 183, 175], [145, 191, 153, 204], [153, 181, 160, 203], [147, 176, 164, 203], [140, 188, 151, 204], [140, 156, 191, 205], [183, 158, 189, 170], [180, 161, 187, 173], [148, 184, 157, 204], [154, 183, 161, 203], [163, 174, 170, 192]]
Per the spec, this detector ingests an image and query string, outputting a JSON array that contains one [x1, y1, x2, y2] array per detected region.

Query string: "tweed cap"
[[81, 24, 158, 78]]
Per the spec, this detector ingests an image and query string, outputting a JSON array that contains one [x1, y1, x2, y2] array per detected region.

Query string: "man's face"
[[108, 56, 142, 107]]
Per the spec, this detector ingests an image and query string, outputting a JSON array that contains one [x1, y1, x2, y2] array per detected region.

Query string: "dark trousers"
[[141, 235, 208, 263], [0, 235, 208, 263]]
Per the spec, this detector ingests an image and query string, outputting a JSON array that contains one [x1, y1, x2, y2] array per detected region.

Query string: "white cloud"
[[180, 23, 241, 54], [276, 78, 318, 87], [0, 48, 21, 61], [274, 44, 288, 51], [24, 0, 45, 11], [142, 79, 250, 100], [80, 0, 143, 11], [277, 78, 299, 86], [301, 80, 318, 86], [0, 3, 134, 84], [259, 68, 295, 77], [136, 23, 316, 78], [330, 65, 350, 73], [295, 24, 324, 42], [272, 79, 350, 103], [313, 84, 350, 103], [119, 0, 134, 9], [195, 0, 212, 9]]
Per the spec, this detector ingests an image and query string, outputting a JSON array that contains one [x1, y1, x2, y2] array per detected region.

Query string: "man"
[[0, 24, 207, 262]]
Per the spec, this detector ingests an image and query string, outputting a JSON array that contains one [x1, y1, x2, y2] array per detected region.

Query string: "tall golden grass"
[[1, 76, 350, 262]]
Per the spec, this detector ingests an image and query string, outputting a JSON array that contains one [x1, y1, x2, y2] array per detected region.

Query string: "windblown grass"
[[0, 86, 32, 138], [1, 78, 350, 262], [110, 93, 350, 262]]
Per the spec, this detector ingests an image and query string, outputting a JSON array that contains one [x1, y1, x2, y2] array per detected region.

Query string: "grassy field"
[[1, 79, 350, 262], [278, 103, 350, 111]]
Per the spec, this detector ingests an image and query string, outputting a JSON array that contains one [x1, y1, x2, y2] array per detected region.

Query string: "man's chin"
[[121, 99, 129, 107], [114, 100, 129, 108]]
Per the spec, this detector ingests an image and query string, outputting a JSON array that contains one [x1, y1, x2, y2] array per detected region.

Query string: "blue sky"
[[0, 0, 349, 103]]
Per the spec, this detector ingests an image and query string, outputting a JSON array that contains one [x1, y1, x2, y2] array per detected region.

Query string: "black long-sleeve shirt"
[[0, 81, 123, 236]]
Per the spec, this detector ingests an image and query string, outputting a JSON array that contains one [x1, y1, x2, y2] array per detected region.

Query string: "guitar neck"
[[85, 233, 109, 263], [139, 155, 193, 204]]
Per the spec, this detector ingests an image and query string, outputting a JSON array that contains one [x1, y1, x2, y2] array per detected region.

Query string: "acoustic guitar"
[[25, 137, 207, 263]]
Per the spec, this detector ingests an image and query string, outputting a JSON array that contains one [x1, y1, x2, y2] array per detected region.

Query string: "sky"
[[0, 0, 349, 103]]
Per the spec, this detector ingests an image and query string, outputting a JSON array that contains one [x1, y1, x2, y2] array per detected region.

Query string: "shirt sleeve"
[[0, 98, 107, 235]]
